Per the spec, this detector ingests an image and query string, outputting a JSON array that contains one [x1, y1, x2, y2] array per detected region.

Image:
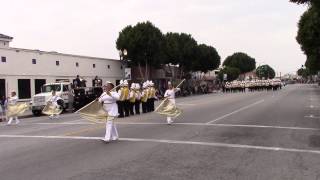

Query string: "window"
[[108, 65, 110, 69], [1, 56, 6, 63], [56, 61, 60, 66], [0, 79, 5, 98], [63, 85, 69, 91], [35, 79, 46, 94], [120, 65, 123, 69], [93, 64, 96, 68], [76, 62, 79, 67], [32, 59, 36, 64], [18, 79, 31, 99]]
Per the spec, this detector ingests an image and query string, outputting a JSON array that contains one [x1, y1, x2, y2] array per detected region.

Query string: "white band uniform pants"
[[105, 116, 118, 141]]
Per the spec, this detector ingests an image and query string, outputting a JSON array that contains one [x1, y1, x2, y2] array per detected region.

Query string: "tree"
[[193, 44, 221, 73], [218, 67, 241, 82], [256, 65, 276, 79], [116, 21, 165, 80], [297, 7, 320, 74], [223, 52, 256, 74]]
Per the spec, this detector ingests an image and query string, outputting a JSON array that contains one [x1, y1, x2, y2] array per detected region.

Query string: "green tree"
[[218, 67, 241, 82], [116, 21, 165, 80], [223, 52, 256, 74], [193, 44, 221, 73], [297, 7, 320, 74], [256, 65, 276, 79]]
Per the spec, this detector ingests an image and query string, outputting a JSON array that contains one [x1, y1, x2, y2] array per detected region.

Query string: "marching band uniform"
[[149, 81, 157, 112], [117, 80, 125, 118], [141, 83, 149, 113], [129, 83, 136, 115], [7, 92, 20, 125], [134, 84, 141, 115], [99, 82, 120, 142], [164, 84, 180, 124], [123, 80, 130, 117]]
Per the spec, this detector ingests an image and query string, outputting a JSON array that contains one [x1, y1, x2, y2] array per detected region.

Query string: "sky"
[[0, 0, 308, 74]]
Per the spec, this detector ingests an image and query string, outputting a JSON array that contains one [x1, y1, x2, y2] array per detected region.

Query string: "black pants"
[[135, 100, 141, 114], [129, 102, 135, 115], [117, 101, 124, 118], [124, 100, 130, 117], [142, 101, 148, 113], [150, 98, 155, 111]]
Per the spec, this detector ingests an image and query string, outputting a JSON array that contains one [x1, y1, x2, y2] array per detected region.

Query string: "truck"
[[31, 82, 74, 116], [31, 81, 103, 116]]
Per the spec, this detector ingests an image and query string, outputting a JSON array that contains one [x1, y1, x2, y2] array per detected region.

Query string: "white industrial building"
[[0, 33, 124, 100]]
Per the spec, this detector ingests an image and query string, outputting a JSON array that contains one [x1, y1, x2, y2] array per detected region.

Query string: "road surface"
[[0, 84, 320, 180]]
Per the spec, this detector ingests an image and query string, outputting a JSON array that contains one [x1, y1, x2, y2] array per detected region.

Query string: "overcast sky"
[[0, 0, 307, 74]]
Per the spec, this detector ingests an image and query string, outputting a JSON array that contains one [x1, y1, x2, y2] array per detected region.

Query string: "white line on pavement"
[[304, 115, 320, 119], [29, 122, 320, 131], [206, 99, 265, 124], [1, 134, 320, 155]]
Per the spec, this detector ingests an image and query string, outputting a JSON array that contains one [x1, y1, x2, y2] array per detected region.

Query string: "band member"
[[149, 81, 157, 111], [134, 83, 141, 115], [123, 80, 130, 117], [164, 82, 180, 124], [117, 80, 125, 118], [47, 90, 63, 119], [7, 91, 20, 125], [141, 82, 149, 113], [129, 83, 136, 115], [99, 81, 120, 143], [147, 80, 152, 112]]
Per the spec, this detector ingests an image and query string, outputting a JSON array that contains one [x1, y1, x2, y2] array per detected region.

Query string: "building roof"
[[0, 34, 13, 40]]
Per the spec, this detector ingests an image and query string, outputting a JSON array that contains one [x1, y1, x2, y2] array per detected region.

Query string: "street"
[[1, 84, 320, 180]]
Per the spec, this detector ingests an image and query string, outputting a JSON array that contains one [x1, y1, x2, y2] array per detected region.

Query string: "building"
[[0, 33, 124, 100]]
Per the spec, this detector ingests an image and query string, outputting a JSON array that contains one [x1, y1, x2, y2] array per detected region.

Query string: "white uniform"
[[99, 91, 120, 142], [163, 88, 180, 124], [7, 95, 20, 125]]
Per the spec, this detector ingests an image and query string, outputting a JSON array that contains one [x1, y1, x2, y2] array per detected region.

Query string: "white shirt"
[[49, 95, 62, 106], [164, 88, 180, 104], [98, 92, 120, 117], [8, 96, 18, 105]]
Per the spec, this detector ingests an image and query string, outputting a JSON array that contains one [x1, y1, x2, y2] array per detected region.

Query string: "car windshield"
[[41, 85, 61, 93]]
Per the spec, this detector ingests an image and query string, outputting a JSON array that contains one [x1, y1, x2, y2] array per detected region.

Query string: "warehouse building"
[[0, 33, 124, 100]]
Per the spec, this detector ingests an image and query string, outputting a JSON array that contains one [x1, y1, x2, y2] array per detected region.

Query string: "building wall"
[[0, 47, 124, 100]]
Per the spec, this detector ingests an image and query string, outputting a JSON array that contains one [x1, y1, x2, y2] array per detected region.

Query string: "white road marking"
[[305, 115, 320, 119], [1, 134, 320, 155], [28, 122, 320, 131], [206, 99, 265, 124]]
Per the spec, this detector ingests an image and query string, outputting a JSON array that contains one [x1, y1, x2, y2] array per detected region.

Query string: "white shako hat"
[[150, 81, 154, 86], [135, 83, 141, 90], [123, 80, 129, 86], [131, 83, 135, 89], [143, 82, 148, 89], [168, 81, 172, 85], [120, 79, 124, 87]]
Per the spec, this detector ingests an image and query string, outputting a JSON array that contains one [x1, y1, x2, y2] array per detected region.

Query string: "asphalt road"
[[1, 84, 320, 180]]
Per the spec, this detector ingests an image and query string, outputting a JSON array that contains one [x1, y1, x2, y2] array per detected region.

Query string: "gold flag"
[[42, 103, 63, 116], [76, 100, 108, 123], [7, 103, 29, 117], [155, 99, 182, 118]]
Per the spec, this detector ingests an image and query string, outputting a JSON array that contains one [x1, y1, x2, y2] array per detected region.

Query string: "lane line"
[[28, 122, 320, 131], [1, 134, 320, 155], [206, 99, 265, 124]]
